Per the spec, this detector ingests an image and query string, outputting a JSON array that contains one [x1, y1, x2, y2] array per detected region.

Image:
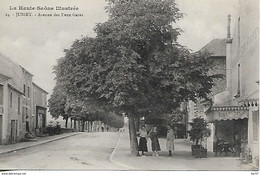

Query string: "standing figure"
[[101, 123, 105, 132], [149, 126, 161, 156], [137, 125, 148, 156], [166, 125, 175, 156]]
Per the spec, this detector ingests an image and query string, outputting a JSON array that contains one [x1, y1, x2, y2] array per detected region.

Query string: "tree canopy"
[[49, 0, 221, 155]]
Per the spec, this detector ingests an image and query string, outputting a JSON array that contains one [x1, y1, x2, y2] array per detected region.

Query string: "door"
[[11, 120, 17, 143]]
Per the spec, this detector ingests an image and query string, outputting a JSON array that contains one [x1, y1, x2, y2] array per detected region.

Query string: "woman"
[[149, 126, 161, 156], [137, 125, 148, 156], [166, 125, 175, 156]]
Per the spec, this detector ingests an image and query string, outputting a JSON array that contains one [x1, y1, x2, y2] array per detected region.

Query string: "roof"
[[0, 73, 11, 80], [200, 39, 226, 57], [33, 82, 48, 94], [0, 53, 34, 76]]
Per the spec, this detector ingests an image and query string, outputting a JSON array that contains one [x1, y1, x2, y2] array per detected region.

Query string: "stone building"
[[206, 0, 259, 166], [0, 53, 47, 144]]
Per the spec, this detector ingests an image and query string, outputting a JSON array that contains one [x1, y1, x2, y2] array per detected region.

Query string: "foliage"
[[167, 109, 186, 125], [51, 0, 222, 155], [48, 84, 68, 119], [189, 117, 211, 145], [43, 121, 61, 136], [103, 111, 124, 128]]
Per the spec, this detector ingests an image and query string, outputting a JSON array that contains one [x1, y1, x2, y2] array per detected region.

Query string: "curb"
[[109, 132, 138, 170], [0, 132, 80, 156]]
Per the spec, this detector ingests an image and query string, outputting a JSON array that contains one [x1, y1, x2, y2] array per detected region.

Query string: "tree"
[[52, 0, 221, 156], [48, 84, 70, 128], [189, 117, 211, 145], [100, 111, 124, 129]]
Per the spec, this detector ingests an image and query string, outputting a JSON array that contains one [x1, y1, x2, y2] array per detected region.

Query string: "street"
[[0, 132, 122, 170], [0, 131, 257, 171]]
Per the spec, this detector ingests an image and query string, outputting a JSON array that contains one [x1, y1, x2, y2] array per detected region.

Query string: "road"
[[0, 132, 123, 170], [0, 131, 257, 171]]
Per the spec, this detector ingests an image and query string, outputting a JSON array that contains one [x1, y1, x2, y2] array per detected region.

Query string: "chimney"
[[227, 14, 231, 39], [226, 14, 232, 92]]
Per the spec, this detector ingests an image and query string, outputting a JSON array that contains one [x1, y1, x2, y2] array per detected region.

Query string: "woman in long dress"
[[149, 126, 161, 156], [166, 125, 175, 156]]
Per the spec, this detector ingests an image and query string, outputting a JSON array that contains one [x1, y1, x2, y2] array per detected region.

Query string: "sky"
[[0, 0, 240, 99]]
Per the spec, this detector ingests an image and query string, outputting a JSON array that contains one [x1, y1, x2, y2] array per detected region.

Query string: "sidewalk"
[[0, 132, 80, 155], [112, 131, 258, 171]]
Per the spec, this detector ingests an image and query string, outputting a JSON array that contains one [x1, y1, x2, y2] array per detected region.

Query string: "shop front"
[[207, 106, 249, 157]]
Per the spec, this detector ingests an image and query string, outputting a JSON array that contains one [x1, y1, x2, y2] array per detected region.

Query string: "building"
[[0, 53, 48, 144], [187, 38, 227, 151], [206, 0, 259, 166], [33, 82, 48, 134]]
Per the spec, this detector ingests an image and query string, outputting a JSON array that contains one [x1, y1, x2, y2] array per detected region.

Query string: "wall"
[[0, 54, 34, 144], [227, 0, 259, 165], [229, 0, 259, 102], [33, 83, 48, 132]]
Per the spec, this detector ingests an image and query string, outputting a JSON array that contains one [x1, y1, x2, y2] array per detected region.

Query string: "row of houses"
[[188, 0, 259, 167], [0, 53, 48, 144]]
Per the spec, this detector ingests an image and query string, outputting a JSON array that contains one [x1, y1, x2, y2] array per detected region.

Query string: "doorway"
[[10, 120, 17, 144]]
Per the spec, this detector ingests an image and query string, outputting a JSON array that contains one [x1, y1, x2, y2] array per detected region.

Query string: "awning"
[[238, 89, 259, 107], [206, 106, 249, 122]]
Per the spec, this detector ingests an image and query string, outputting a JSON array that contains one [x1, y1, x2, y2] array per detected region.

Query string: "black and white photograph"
[[0, 0, 259, 174]]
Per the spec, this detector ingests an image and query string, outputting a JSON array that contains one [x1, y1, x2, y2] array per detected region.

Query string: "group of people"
[[137, 125, 175, 157]]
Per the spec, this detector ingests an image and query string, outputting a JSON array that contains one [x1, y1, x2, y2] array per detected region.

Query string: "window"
[[28, 86, 30, 98], [237, 63, 241, 96], [10, 92, 12, 108], [23, 84, 26, 96], [0, 85, 3, 105], [18, 97, 20, 114]]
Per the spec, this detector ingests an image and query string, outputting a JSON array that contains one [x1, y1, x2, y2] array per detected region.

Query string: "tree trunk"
[[196, 138, 199, 145], [87, 121, 89, 132], [74, 119, 77, 130], [82, 120, 85, 132], [65, 117, 68, 128], [128, 116, 139, 156], [91, 121, 93, 132], [135, 117, 140, 132], [183, 100, 189, 139], [78, 120, 80, 131], [70, 118, 73, 128]]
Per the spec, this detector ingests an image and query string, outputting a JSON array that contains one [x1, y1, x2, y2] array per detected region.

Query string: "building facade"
[[206, 0, 259, 166], [33, 82, 48, 134], [187, 38, 227, 151], [0, 53, 47, 144]]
